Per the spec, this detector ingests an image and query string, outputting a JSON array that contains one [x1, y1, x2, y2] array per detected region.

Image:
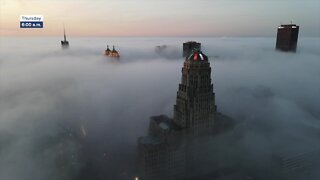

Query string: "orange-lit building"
[[105, 45, 120, 58]]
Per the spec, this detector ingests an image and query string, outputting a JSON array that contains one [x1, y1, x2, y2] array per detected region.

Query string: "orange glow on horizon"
[[1, 0, 319, 37]]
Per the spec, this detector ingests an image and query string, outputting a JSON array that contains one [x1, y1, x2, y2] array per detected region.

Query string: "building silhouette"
[[105, 45, 120, 58], [137, 50, 233, 180], [276, 24, 299, 52], [61, 25, 69, 48], [183, 41, 201, 57]]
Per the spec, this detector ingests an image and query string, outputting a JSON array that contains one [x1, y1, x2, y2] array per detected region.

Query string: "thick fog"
[[0, 37, 319, 180]]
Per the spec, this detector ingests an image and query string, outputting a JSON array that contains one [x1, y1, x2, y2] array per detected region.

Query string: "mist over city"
[[1, 0, 320, 179], [0, 37, 319, 180]]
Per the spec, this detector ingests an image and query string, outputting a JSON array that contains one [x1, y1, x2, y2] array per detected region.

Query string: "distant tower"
[[276, 24, 299, 52], [105, 45, 111, 55], [183, 41, 201, 57], [104, 45, 120, 58], [174, 50, 216, 130], [61, 25, 69, 47]]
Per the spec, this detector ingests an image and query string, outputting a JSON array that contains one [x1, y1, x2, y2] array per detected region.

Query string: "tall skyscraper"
[[276, 24, 299, 52], [183, 41, 201, 57], [137, 50, 233, 180], [174, 51, 216, 131]]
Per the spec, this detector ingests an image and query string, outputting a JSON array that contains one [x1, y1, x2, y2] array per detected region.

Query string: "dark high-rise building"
[[276, 24, 299, 52], [174, 51, 216, 130], [183, 41, 201, 57], [137, 50, 233, 180]]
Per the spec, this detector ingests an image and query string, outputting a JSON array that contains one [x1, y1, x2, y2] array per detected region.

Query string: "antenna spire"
[[61, 23, 69, 47], [63, 24, 67, 41]]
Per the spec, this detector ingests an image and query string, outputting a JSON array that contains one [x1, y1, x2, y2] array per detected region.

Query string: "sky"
[[0, 0, 319, 37], [0, 37, 319, 179]]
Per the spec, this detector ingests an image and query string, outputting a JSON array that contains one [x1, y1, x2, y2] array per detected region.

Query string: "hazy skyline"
[[1, 0, 319, 37], [0, 37, 319, 179]]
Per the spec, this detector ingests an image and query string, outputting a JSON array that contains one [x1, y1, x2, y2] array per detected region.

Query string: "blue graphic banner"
[[20, 22, 43, 28]]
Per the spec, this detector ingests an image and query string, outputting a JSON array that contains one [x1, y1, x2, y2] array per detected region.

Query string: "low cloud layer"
[[0, 37, 319, 179]]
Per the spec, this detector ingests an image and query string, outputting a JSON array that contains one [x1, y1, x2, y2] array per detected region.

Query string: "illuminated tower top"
[[104, 45, 120, 58]]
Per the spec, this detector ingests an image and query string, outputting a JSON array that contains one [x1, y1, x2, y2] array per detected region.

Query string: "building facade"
[[174, 51, 216, 131], [137, 50, 233, 180]]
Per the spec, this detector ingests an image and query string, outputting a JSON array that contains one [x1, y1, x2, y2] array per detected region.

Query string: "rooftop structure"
[[105, 45, 120, 58], [183, 41, 201, 57], [276, 24, 299, 52]]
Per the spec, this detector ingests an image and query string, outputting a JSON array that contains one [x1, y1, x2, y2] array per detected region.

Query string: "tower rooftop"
[[278, 24, 299, 29], [183, 41, 201, 57], [104, 45, 120, 58], [186, 50, 208, 61]]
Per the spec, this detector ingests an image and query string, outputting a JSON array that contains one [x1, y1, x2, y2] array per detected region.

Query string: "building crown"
[[186, 50, 208, 62]]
